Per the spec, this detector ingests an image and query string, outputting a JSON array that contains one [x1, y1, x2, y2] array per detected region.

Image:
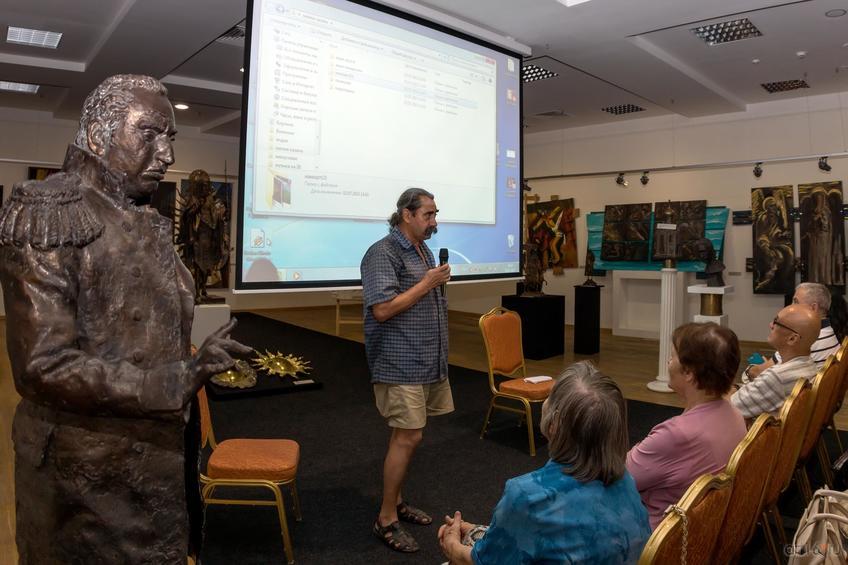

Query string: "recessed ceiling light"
[[240, 67, 244, 73], [174, 103, 189, 110], [752, 58, 761, 64], [557, 0, 592, 6], [6, 26, 62, 49], [825, 9, 846, 18], [0, 80, 39, 93], [522, 64, 558, 83], [691, 18, 762, 45]]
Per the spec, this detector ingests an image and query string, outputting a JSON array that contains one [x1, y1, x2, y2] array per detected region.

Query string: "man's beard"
[[424, 226, 438, 238]]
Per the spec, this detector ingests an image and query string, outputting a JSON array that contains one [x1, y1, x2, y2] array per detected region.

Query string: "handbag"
[[788, 488, 848, 565]]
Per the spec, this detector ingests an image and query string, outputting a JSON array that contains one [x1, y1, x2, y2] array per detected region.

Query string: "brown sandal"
[[396, 502, 432, 525], [373, 519, 419, 552]]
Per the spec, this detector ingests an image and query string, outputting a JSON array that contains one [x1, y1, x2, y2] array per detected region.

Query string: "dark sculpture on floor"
[[179, 168, 229, 303], [693, 238, 726, 287], [0, 74, 251, 564]]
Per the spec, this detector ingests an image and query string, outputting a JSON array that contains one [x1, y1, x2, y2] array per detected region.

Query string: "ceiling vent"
[[522, 64, 558, 83], [535, 110, 569, 117], [602, 104, 645, 116], [691, 18, 762, 45], [216, 22, 246, 43], [761, 79, 809, 93]]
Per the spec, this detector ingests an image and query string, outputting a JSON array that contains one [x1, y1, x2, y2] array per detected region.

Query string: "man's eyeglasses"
[[772, 316, 800, 336]]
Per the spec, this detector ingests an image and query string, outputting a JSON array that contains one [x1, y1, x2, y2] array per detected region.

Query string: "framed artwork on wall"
[[751, 185, 795, 294], [798, 181, 844, 287], [526, 198, 578, 272]]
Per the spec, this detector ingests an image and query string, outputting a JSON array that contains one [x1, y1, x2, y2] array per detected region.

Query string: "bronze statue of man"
[[0, 75, 251, 563]]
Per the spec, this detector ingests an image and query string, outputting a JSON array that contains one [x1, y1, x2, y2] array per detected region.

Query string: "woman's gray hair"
[[73, 74, 169, 150], [540, 361, 628, 485], [388, 187, 434, 227], [797, 282, 831, 311]]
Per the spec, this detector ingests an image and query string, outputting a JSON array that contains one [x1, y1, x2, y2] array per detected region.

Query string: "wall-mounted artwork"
[[651, 200, 706, 261], [798, 181, 844, 287], [27, 166, 61, 180], [601, 203, 651, 261], [751, 185, 795, 294], [526, 198, 578, 273]]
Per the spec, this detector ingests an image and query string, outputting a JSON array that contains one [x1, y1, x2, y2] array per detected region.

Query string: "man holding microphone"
[[361, 187, 452, 553]]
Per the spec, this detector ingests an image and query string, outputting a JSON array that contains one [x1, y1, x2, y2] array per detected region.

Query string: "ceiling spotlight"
[[640, 171, 650, 185], [753, 162, 763, 178], [615, 173, 628, 187], [174, 103, 189, 110], [819, 156, 832, 172]]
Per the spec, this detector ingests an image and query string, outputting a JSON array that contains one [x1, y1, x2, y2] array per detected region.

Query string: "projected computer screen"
[[237, 0, 522, 289]]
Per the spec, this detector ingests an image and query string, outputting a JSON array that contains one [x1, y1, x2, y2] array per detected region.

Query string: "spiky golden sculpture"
[[252, 350, 311, 378], [211, 359, 257, 389]]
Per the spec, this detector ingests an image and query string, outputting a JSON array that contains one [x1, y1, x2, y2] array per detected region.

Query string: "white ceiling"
[[0, 0, 845, 137]]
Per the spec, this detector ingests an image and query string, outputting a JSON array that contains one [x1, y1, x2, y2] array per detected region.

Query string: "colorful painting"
[[526, 198, 578, 272], [798, 181, 844, 287], [651, 200, 706, 261], [751, 186, 795, 294], [601, 203, 651, 262]]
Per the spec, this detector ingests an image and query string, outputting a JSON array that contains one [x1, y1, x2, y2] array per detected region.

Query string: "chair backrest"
[[762, 378, 814, 508], [197, 386, 216, 449], [712, 414, 782, 563], [832, 336, 848, 410], [479, 307, 526, 386], [639, 473, 734, 565], [798, 356, 842, 464]]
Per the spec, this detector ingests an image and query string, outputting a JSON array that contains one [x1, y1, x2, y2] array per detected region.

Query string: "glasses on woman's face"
[[771, 316, 800, 336]]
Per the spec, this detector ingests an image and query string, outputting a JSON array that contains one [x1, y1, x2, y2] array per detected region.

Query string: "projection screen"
[[236, 0, 523, 290]]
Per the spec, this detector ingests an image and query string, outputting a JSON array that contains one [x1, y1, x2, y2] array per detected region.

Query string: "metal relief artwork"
[[651, 200, 706, 261], [211, 359, 258, 389], [751, 185, 796, 294], [526, 198, 578, 273], [178, 170, 231, 302], [252, 351, 312, 378], [601, 203, 651, 261], [0, 75, 251, 563], [798, 181, 844, 286]]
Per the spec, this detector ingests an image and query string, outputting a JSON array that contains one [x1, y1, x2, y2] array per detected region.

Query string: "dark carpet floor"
[[199, 313, 844, 565]]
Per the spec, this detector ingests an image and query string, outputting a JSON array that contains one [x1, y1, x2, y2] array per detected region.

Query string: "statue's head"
[[74, 74, 176, 200], [692, 238, 715, 262], [188, 169, 213, 198]]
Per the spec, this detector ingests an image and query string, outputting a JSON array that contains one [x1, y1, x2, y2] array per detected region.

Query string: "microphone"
[[439, 248, 449, 297]]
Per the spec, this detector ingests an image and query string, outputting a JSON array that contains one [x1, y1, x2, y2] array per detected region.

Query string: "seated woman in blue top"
[[438, 361, 650, 564]]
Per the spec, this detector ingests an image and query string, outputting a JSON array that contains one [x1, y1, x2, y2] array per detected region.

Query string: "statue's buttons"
[[122, 221, 133, 232], [131, 266, 142, 278], [132, 309, 143, 321], [132, 350, 144, 363]]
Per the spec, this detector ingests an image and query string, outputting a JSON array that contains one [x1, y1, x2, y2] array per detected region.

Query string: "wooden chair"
[[711, 414, 781, 564], [198, 387, 302, 564], [795, 356, 843, 502], [478, 307, 553, 456], [825, 336, 848, 453], [758, 378, 815, 562], [638, 473, 734, 565], [332, 290, 363, 336]]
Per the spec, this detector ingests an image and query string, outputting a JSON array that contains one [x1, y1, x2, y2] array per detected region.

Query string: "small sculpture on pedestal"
[[654, 202, 679, 268], [582, 249, 599, 287], [693, 238, 726, 287], [522, 242, 545, 296]]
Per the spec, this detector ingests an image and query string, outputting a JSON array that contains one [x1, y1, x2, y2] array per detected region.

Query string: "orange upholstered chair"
[[758, 378, 814, 562], [198, 387, 302, 564], [795, 356, 842, 502], [711, 414, 781, 564], [638, 473, 734, 565], [478, 307, 553, 456]]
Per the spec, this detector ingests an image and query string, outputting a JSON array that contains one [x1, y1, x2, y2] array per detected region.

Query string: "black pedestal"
[[574, 285, 603, 355], [501, 294, 565, 360]]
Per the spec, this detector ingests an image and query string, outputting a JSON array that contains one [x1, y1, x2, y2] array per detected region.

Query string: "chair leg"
[[290, 479, 302, 522], [760, 510, 782, 565], [480, 398, 495, 438], [768, 504, 788, 549], [524, 402, 536, 457], [831, 417, 844, 454], [271, 484, 295, 565], [816, 439, 835, 487], [795, 467, 814, 506]]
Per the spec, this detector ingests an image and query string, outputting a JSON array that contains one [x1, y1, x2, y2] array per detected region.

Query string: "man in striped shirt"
[[746, 282, 841, 379], [731, 305, 819, 419]]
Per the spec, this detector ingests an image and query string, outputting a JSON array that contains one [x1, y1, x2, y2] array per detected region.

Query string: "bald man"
[[731, 305, 820, 419]]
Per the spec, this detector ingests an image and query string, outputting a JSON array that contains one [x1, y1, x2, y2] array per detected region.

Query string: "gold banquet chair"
[[826, 337, 848, 453], [198, 387, 302, 564], [639, 473, 734, 565], [758, 378, 815, 562], [711, 414, 782, 564], [478, 307, 553, 456]]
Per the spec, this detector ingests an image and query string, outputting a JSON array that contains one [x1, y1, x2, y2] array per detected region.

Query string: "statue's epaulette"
[[0, 174, 104, 250]]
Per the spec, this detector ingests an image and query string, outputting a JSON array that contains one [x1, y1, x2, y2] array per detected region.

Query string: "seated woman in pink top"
[[626, 322, 747, 529]]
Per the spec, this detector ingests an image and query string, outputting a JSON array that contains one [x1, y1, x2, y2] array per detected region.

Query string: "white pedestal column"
[[647, 268, 678, 393], [192, 303, 232, 347], [687, 284, 734, 327]]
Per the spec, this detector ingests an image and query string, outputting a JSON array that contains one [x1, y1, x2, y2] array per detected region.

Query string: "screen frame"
[[235, 0, 524, 291]]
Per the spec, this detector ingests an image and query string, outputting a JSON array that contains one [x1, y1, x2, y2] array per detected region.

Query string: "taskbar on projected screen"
[[269, 262, 520, 283]]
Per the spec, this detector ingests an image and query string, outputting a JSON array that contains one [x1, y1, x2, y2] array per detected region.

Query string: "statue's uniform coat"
[[0, 145, 200, 564]]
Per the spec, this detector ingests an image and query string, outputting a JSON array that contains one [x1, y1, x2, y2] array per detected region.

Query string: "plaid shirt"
[[361, 227, 448, 384]]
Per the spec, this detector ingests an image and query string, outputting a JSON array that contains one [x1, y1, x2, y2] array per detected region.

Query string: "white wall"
[[516, 92, 848, 341]]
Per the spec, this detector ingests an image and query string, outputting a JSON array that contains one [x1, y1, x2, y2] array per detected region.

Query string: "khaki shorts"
[[374, 379, 454, 429]]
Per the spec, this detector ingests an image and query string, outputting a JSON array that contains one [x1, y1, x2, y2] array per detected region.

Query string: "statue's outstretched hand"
[[190, 317, 254, 390]]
